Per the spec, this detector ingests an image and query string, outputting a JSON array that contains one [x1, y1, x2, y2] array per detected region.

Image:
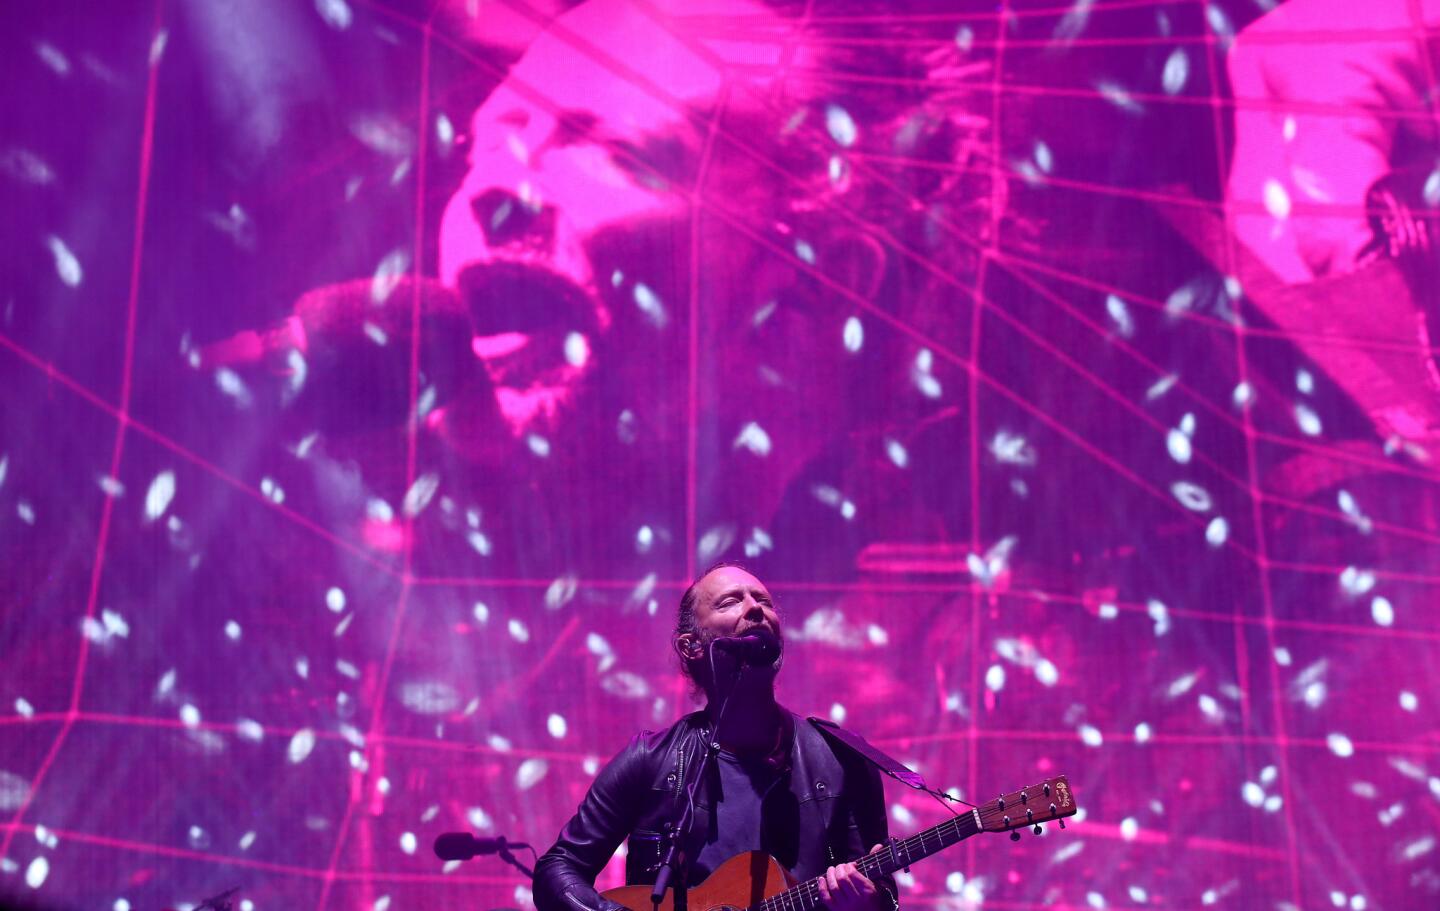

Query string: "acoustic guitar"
[[601, 775, 1077, 911]]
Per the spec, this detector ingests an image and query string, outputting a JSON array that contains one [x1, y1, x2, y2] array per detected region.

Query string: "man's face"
[[436, 0, 800, 441], [687, 565, 782, 652], [437, 0, 870, 532]]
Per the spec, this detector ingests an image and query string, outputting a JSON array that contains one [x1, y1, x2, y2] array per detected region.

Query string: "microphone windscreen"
[[433, 832, 477, 861], [748, 628, 781, 662]]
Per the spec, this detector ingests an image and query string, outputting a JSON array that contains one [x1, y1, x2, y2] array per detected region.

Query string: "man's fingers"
[[839, 863, 869, 898], [820, 859, 883, 910], [848, 863, 865, 890]]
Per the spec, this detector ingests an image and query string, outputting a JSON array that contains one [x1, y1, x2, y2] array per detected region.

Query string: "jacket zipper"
[[674, 737, 687, 798]]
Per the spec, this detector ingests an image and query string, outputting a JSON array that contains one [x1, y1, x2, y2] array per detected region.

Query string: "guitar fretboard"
[[753, 811, 981, 911]]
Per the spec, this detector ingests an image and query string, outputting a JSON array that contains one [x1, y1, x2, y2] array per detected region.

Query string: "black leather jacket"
[[534, 710, 896, 911]]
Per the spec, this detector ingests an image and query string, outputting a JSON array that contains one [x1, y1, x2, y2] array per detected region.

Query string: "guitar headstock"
[[977, 775, 1077, 838]]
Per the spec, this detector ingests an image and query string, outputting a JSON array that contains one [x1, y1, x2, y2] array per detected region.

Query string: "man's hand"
[[817, 845, 891, 911]]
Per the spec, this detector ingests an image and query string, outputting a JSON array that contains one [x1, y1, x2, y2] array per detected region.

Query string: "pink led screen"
[[2, 0, 1439, 909]]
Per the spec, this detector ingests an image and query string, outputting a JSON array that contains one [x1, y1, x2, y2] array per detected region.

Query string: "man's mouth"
[[457, 260, 603, 337]]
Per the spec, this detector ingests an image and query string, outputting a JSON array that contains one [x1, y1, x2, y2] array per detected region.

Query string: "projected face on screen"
[[433, 0, 903, 541], [437, 0, 762, 430]]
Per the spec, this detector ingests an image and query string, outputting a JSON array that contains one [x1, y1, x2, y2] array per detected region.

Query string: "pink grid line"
[[994, 248, 1440, 365], [669, 0, 1211, 25], [4, 825, 1287, 911], [686, 79, 731, 582], [1196, 8, 1302, 905], [726, 64, 1440, 128], [407, 569, 1440, 598], [963, 0, 1010, 872], [313, 13, 438, 909], [887, 728, 1440, 755], [4, 712, 1435, 763], [724, 29, 1440, 53], [0, 0, 164, 862], [3, 823, 520, 885]]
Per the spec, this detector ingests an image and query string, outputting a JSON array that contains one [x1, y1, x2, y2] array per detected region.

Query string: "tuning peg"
[[1009, 831, 1021, 842], [1032, 824, 1043, 836], [1058, 818, 1066, 830]]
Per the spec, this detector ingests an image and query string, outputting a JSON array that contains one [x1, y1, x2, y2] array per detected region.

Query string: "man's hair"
[[674, 560, 753, 684]]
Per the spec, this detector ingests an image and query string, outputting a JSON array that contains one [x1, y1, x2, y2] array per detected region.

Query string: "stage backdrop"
[[3, 0, 1439, 908]]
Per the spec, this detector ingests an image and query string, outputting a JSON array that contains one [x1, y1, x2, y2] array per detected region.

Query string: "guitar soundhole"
[[707, 905, 744, 911]]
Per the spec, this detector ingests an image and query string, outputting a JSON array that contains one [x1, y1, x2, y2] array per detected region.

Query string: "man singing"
[[533, 564, 897, 911]]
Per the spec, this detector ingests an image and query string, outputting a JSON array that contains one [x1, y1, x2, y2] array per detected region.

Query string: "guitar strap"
[[806, 717, 931, 793]]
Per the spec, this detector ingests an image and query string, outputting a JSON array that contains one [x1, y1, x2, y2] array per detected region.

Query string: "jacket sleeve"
[[850, 762, 899, 910], [533, 737, 648, 911]]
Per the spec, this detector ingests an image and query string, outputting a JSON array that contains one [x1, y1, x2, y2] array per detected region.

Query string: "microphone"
[[433, 832, 529, 861], [711, 629, 781, 665], [196, 277, 481, 434]]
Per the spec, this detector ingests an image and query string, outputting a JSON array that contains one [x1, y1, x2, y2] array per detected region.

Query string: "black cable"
[[650, 642, 747, 911]]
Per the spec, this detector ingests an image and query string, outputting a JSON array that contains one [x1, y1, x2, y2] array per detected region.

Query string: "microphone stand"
[[438, 834, 536, 878], [649, 655, 750, 911], [496, 837, 536, 879]]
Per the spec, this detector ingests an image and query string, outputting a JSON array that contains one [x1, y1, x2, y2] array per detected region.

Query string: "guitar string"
[[783, 817, 961, 909], [756, 814, 975, 911], [753, 784, 1070, 911]]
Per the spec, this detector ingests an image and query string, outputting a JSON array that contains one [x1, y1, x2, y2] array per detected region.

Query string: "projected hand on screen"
[[1226, 0, 1440, 458]]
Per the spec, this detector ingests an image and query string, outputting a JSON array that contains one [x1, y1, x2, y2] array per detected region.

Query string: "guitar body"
[[602, 852, 796, 911], [599, 775, 1077, 911]]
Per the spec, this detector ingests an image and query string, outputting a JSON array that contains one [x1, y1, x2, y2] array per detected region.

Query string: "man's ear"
[[674, 633, 702, 661]]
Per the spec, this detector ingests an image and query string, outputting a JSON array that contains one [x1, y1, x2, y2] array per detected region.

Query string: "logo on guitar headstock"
[[1054, 780, 1072, 809]]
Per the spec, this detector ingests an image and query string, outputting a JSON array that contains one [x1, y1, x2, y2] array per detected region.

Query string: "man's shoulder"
[[618, 709, 706, 756], [589, 712, 705, 790], [794, 714, 884, 778], [796, 712, 858, 746], [790, 712, 856, 762], [802, 714, 841, 733]]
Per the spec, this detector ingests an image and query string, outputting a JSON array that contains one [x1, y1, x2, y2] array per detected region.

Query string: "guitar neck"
[[755, 812, 981, 911]]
